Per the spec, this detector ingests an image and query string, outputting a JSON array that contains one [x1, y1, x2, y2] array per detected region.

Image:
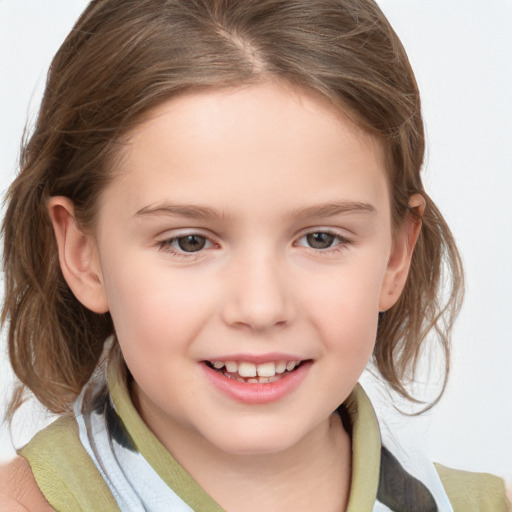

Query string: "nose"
[[220, 250, 294, 332]]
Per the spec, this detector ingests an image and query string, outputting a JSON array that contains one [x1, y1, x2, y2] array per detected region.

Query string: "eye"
[[296, 231, 350, 251], [175, 234, 208, 252], [159, 234, 213, 254], [305, 232, 336, 249]]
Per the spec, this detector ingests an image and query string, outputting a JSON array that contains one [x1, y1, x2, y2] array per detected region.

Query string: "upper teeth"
[[211, 360, 300, 378]]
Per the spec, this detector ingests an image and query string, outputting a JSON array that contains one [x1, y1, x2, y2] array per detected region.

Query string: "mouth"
[[204, 359, 307, 384]]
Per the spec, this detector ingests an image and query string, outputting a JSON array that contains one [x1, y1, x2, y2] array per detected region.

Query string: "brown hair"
[[2, 0, 463, 418]]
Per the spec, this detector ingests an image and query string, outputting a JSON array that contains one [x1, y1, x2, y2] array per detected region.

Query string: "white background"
[[1, 0, 511, 483]]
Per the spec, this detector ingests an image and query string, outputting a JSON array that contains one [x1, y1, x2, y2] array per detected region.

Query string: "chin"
[[204, 422, 309, 457], [217, 438, 297, 457]]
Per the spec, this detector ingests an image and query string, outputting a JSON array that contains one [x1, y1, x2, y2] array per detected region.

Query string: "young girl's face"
[[69, 82, 416, 457]]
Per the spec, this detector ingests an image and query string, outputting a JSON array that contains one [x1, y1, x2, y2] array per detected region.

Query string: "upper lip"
[[201, 353, 307, 364], [203, 356, 311, 378]]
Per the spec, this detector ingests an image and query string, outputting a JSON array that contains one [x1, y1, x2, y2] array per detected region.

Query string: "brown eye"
[[306, 232, 336, 249], [176, 235, 207, 252]]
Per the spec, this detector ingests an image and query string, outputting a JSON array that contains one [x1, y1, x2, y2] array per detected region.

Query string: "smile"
[[202, 358, 312, 404], [205, 360, 303, 384]]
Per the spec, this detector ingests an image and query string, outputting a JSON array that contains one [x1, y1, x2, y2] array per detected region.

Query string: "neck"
[[165, 413, 351, 512]]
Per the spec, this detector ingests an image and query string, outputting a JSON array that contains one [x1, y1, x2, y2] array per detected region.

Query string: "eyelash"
[[157, 230, 352, 258], [295, 230, 351, 254], [157, 233, 215, 259]]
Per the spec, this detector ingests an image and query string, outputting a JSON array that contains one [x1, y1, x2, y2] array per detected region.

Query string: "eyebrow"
[[134, 201, 376, 221], [290, 201, 376, 219], [134, 204, 229, 220]]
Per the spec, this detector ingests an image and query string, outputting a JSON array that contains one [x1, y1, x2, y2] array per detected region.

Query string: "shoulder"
[[19, 414, 80, 462], [0, 456, 53, 511], [18, 415, 120, 511], [436, 463, 511, 512]]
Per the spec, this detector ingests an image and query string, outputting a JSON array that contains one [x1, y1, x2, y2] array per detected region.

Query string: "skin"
[[0, 457, 53, 511], [46, 81, 423, 512]]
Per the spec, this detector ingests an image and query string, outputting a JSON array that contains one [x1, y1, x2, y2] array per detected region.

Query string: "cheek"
[[305, 259, 387, 319], [301, 258, 386, 352], [100, 257, 218, 350]]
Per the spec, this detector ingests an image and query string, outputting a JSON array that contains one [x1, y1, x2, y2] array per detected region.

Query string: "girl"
[[0, 0, 510, 510]]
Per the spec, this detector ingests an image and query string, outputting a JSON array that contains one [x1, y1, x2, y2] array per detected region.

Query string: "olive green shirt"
[[20, 366, 510, 511]]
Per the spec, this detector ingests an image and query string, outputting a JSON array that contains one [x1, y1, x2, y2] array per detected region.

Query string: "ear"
[[379, 194, 425, 312], [48, 196, 109, 314]]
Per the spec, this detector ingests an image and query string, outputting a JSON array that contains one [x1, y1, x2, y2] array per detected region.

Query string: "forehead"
[[128, 82, 383, 159], [102, 82, 389, 218]]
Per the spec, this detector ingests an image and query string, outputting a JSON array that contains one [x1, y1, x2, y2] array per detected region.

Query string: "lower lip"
[[201, 361, 312, 404]]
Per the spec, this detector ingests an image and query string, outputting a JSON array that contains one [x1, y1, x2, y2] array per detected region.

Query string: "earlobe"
[[48, 196, 109, 314], [379, 194, 425, 312]]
